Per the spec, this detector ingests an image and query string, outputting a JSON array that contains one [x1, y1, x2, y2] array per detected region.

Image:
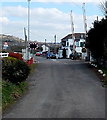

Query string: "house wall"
[[60, 33, 87, 59], [42, 45, 49, 52]]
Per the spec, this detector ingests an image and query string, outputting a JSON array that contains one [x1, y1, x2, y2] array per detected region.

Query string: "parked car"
[[35, 52, 42, 56], [69, 52, 81, 60], [50, 53, 56, 59]]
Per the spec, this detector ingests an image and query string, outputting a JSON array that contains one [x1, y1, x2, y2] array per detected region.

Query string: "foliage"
[[86, 18, 107, 66], [2, 57, 30, 84], [2, 80, 28, 110]]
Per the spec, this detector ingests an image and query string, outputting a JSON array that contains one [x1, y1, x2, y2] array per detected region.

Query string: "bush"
[[2, 57, 30, 84]]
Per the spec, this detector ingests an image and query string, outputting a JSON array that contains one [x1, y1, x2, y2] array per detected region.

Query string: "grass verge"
[[29, 63, 37, 73], [2, 81, 28, 111], [2, 63, 36, 111]]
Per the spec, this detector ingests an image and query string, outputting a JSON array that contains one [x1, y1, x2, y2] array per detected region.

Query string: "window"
[[62, 41, 66, 47], [76, 41, 79, 47], [80, 42, 85, 47]]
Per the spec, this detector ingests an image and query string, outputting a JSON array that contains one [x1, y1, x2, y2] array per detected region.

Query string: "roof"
[[61, 33, 86, 41]]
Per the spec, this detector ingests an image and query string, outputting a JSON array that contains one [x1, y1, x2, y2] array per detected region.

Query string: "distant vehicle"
[[50, 53, 56, 59], [69, 52, 81, 60], [35, 52, 42, 56], [46, 52, 56, 59]]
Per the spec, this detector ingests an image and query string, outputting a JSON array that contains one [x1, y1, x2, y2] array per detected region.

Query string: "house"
[[41, 44, 49, 52], [59, 33, 87, 59]]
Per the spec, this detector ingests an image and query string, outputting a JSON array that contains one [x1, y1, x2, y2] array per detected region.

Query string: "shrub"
[[2, 57, 30, 84]]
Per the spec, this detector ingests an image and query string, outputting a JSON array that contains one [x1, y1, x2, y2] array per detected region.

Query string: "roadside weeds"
[[2, 63, 36, 112]]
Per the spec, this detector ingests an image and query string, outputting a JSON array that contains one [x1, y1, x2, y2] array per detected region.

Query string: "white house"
[[59, 33, 87, 59], [41, 45, 49, 52]]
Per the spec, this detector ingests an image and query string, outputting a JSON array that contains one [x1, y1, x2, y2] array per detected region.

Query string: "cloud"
[[2, 6, 27, 18], [0, 17, 9, 23], [1, 5, 103, 42]]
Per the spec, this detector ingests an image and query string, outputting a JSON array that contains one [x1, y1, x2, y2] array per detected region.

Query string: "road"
[[3, 56, 105, 118]]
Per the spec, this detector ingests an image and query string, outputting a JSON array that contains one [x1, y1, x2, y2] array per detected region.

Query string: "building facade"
[[59, 33, 87, 59]]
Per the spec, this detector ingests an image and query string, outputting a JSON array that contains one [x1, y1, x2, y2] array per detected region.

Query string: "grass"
[[0, 80, 2, 113], [2, 63, 37, 111], [89, 62, 107, 87], [29, 63, 37, 73], [2, 81, 28, 111]]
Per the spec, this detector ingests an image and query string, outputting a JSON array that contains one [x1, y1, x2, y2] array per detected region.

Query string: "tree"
[[86, 18, 107, 66], [101, 0, 107, 18]]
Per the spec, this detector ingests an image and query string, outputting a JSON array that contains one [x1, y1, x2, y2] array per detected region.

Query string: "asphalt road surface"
[[3, 56, 105, 118]]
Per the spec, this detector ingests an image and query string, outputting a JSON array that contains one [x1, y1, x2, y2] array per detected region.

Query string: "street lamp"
[[27, 0, 31, 60], [45, 39, 46, 51]]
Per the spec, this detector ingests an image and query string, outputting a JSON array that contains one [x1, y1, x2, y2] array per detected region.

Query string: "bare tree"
[[101, 0, 107, 18]]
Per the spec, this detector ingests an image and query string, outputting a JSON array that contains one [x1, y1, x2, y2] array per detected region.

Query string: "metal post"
[[54, 35, 56, 53], [45, 39, 46, 51], [82, 3, 90, 61], [82, 3, 87, 34], [70, 10, 75, 54], [24, 27, 27, 49], [27, 0, 31, 60]]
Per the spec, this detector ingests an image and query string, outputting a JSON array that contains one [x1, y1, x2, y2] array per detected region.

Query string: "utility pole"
[[70, 10, 75, 54], [24, 27, 27, 49], [82, 3, 90, 61], [82, 3, 87, 34], [54, 35, 57, 53], [54, 35, 56, 45], [45, 39, 46, 51], [27, 0, 31, 60], [24, 27, 28, 60]]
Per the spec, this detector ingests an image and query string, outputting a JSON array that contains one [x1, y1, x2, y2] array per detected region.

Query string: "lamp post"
[[54, 35, 57, 53], [27, 0, 31, 60], [45, 39, 46, 51]]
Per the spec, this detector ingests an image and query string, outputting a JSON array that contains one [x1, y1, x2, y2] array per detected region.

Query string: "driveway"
[[3, 57, 105, 118]]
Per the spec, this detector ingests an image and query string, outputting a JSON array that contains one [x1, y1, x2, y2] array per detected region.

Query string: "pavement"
[[3, 56, 105, 119]]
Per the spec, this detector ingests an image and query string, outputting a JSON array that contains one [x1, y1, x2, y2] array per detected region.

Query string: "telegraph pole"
[[54, 35, 57, 53], [82, 3, 87, 34], [82, 3, 90, 60], [27, 0, 31, 60], [45, 39, 46, 51], [24, 27, 27, 49], [70, 10, 75, 54], [54, 35, 56, 45]]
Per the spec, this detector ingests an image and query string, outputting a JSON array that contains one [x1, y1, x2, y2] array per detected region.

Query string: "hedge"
[[2, 57, 30, 84]]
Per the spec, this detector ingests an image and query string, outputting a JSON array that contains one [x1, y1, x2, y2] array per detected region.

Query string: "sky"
[[0, 0, 105, 43]]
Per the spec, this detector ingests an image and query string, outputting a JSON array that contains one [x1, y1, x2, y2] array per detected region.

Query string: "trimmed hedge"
[[2, 57, 30, 84]]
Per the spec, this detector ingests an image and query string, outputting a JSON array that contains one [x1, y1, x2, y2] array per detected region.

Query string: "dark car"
[[69, 52, 81, 60], [50, 53, 56, 59]]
